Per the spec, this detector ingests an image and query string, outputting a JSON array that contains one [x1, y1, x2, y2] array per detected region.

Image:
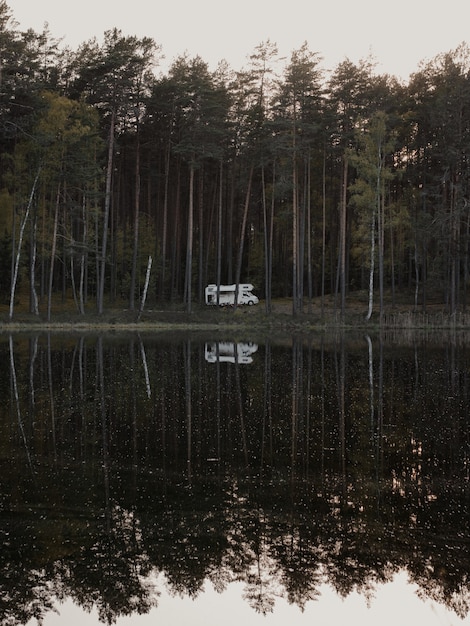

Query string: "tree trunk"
[[137, 255, 152, 321], [78, 194, 87, 315], [97, 110, 115, 314], [292, 131, 299, 315], [234, 165, 254, 309], [306, 154, 313, 311], [159, 143, 170, 299], [365, 202, 376, 321], [129, 126, 141, 310], [216, 160, 223, 305], [377, 141, 385, 324], [9, 168, 41, 320], [339, 156, 348, 320], [268, 164, 275, 311], [261, 164, 271, 313], [198, 170, 204, 305], [47, 182, 61, 322], [321, 148, 326, 319], [29, 203, 39, 315], [184, 162, 195, 313]]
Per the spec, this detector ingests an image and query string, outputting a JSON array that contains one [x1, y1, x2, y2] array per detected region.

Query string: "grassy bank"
[[2, 292, 470, 333]]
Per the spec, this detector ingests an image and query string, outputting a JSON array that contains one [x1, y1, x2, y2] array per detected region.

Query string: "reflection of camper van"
[[205, 284, 259, 306], [205, 342, 258, 364]]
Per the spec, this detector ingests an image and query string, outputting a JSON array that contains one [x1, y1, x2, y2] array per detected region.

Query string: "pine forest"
[[2, 0, 470, 321]]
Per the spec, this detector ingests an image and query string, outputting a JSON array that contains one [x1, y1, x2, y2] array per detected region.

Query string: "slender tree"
[[327, 57, 377, 318], [169, 55, 229, 308], [69, 29, 158, 313], [349, 112, 395, 321], [9, 168, 41, 319], [273, 43, 323, 313]]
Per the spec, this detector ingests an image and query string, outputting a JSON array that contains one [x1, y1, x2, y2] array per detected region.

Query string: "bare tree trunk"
[[377, 145, 385, 324], [198, 171, 204, 305], [47, 182, 61, 322], [389, 201, 396, 309], [130, 126, 141, 310], [414, 241, 420, 311], [98, 110, 115, 314], [292, 145, 299, 315], [29, 203, 39, 315], [184, 162, 195, 313], [170, 163, 181, 300], [378, 193, 385, 323], [78, 194, 87, 315], [159, 144, 170, 300], [137, 255, 152, 321], [268, 164, 275, 311], [70, 257, 79, 312], [262, 164, 271, 313], [339, 156, 348, 320], [306, 153, 313, 312], [365, 204, 376, 321], [10, 168, 41, 320], [216, 160, 223, 305], [321, 148, 326, 319], [463, 201, 469, 312], [234, 165, 254, 309], [449, 179, 459, 315]]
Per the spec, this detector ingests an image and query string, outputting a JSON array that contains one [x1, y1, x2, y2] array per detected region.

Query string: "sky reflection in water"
[[30, 572, 461, 626]]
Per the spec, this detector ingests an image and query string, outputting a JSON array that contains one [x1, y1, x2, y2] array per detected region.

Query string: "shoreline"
[[2, 306, 470, 334]]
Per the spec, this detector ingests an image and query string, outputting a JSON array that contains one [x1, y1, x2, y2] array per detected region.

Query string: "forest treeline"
[[2, 1, 470, 319]]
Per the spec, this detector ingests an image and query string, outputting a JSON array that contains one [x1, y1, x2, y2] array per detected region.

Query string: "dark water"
[[1, 331, 470, 625]]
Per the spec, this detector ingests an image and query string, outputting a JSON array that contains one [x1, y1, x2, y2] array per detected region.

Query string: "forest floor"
[[2, 289, 470, 334]]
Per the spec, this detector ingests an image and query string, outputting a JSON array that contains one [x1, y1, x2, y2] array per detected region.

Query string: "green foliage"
[[2, 2, 470, 315], [168, 55, 230, 165], [348, 112, 396, 256]]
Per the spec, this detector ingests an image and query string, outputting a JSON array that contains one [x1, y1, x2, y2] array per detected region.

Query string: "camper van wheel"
[[248, 300, 254, 305]]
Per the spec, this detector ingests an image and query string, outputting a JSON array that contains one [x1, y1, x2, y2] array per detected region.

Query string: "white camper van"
[[205, 284, 259, 306]]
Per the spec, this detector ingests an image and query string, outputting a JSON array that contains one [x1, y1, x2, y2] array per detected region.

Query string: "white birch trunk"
[[137, 255, 152, 321], [9, 168, 41, 320]]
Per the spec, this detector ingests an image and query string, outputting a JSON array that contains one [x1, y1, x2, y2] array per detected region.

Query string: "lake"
[[1, 330, 470, 625]]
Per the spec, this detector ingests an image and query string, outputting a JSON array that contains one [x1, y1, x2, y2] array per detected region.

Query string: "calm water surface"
[[1, 331, 470, 625]]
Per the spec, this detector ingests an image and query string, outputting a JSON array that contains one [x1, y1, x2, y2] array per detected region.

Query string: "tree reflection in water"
[[1, 332, 470, 625]]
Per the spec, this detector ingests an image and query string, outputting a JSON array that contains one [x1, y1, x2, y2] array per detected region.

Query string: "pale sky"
[[6, 0, 470, 81]]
